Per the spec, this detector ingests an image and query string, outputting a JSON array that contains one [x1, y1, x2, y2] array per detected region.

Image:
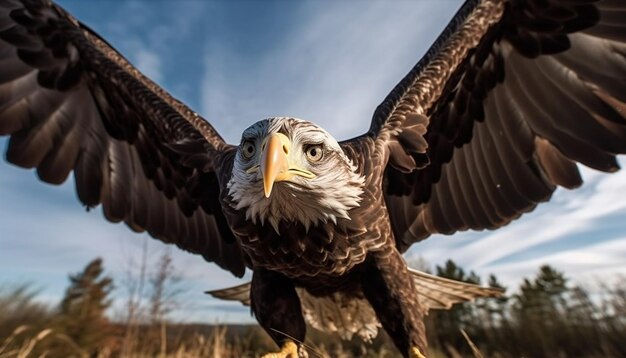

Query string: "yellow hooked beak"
[[260, 133, 314, 198]]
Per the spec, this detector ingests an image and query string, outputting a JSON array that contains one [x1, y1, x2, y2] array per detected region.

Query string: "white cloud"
[[483, 238, 626, 290]]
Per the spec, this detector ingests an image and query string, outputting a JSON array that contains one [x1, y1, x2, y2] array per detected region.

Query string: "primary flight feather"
[[1, 0, 625, 357]]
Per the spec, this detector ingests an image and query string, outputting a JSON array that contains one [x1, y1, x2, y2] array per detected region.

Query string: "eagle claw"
[[410, 347, 426, 358], [261, 340, 300, 358]]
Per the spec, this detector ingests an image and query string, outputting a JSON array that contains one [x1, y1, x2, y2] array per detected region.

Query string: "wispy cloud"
[[484, 238, 626, 290], [201, 0, 460, 142]]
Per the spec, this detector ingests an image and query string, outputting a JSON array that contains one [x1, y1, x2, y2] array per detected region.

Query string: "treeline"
[[0, 252, 220, 357], [425, 260, 626, 357], [0, 256, 624, 357]]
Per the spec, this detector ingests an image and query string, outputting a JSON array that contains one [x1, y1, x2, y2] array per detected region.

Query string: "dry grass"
[[0, 324, 459, 358], [2, 264, 624, 357], [1, 325, 485, 358], [0, 326, 88, 358]]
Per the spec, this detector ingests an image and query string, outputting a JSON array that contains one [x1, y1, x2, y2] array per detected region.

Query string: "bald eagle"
[[1, 0, 625, 357]]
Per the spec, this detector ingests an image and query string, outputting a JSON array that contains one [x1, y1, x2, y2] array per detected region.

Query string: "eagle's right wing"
[[0, 0, 245, 276]]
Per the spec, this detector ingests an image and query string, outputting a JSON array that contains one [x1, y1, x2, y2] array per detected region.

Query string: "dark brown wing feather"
[[0, 0, 245, 276], [350, 0, 626, 251]]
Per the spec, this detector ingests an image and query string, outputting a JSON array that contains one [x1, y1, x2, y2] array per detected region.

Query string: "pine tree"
[[515, 265, 568, 319], [473, 274, 509, 354], [57, 258, 114, 355], [512, 264, 570, 356], [428, 259, 481, 353]]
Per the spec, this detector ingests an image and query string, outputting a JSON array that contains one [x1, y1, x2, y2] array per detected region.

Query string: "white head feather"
[[227, 117, 365, 232]]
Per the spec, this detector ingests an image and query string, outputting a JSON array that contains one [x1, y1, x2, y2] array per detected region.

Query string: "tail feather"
[[205, 269, 504, 341], [205, 269, 504, 311], [408, 268, 504, 311], [205, 282, 251, 305]]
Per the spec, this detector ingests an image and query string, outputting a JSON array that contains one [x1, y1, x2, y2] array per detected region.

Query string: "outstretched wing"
[[351, 0, 626, 250], [0, 0, 245, 276]]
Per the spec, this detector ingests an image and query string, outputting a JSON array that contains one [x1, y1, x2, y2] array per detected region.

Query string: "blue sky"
[[1, 0, 625, 324]]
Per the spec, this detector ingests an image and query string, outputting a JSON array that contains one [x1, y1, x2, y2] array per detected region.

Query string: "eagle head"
[[227, 117, 365, 232]]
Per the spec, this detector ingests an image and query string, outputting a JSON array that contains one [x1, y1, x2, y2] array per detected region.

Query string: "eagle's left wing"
[[344, 0, 626, 251]]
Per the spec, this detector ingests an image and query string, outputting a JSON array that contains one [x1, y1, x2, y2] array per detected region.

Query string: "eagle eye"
[[242, 140, 256, 159], [305, 144, 324, 162]]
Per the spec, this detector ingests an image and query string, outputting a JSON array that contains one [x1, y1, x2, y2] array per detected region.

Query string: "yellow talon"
[[261, 340, 299, 358], [410, 347, 426, 358]]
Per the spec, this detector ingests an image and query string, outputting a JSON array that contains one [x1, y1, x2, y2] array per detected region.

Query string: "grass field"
[[1, 259, 624, 357]]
